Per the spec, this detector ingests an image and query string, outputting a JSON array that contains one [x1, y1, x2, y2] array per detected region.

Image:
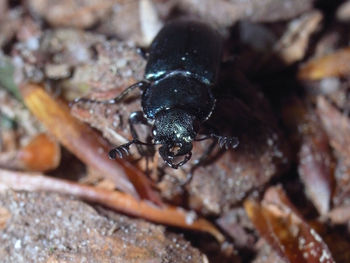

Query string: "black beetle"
[[75, 20, 238, 170]]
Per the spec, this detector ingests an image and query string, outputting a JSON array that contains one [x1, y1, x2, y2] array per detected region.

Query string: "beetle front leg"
[[109, 138, 153, 159], [182, 136, 217, 185], [182, 129, 239, 185], [109, 111, 154, 159], [128, 111, 154, 157], [199, 124, 239, 150], [72, 81, 149, 105]]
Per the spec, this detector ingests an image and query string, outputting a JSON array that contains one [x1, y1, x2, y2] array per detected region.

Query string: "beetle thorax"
[[153, 109, 198, 147]]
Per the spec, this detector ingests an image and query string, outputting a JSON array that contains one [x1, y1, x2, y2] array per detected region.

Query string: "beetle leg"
[[109, 138, 154, 159], [212, 134, 239, 150], [128, 111, 155, 158], [109, 81, 149, 104], [173, 152, 192, 169], [72, 81, 149, 105], [183, 129, 239, 185], [182, 136, 217, 185], [109, 111, 154, 160], [199, 124, 239, 149]]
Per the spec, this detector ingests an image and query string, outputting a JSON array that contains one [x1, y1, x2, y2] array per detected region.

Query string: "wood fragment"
[[0, 168, 224, 243]]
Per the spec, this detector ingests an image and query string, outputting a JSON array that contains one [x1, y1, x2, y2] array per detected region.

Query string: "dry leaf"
[[245, 186, 335, 263], [275, 11, 322, 64], [20, 83, 161, 203], [17, 133, 61, 172], [299, 47, 350, 80]]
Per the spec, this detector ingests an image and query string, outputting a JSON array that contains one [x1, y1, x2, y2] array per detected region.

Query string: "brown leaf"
[[0, 168, 224, 243], [283, 98, 334, 215], [17, 133, 61, 172], [297, 110, 334, 216], [316, 96, 350, 207], [298, 135, 333, 215], [298, 47, 350, 80], [245, 186, 335, 263], [275, 11, 322, 65], [0, 133, 60, 172], [20, 83, 161, 203], [317, 96, 350, 163]]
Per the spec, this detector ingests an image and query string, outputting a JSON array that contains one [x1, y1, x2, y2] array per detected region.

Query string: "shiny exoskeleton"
[[76, 20, 239, 171]]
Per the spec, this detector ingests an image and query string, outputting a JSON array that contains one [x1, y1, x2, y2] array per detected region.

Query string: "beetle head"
[[153, 109, 199, 168]]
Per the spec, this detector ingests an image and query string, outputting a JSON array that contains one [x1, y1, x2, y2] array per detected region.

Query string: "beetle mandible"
[[76, 20, 239, 169]]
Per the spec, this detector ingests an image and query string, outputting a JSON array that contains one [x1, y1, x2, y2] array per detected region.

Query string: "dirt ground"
[[1, 0, 350, 262]]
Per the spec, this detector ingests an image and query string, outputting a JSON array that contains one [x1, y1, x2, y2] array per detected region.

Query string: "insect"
[[75, 20, 239, 170]]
